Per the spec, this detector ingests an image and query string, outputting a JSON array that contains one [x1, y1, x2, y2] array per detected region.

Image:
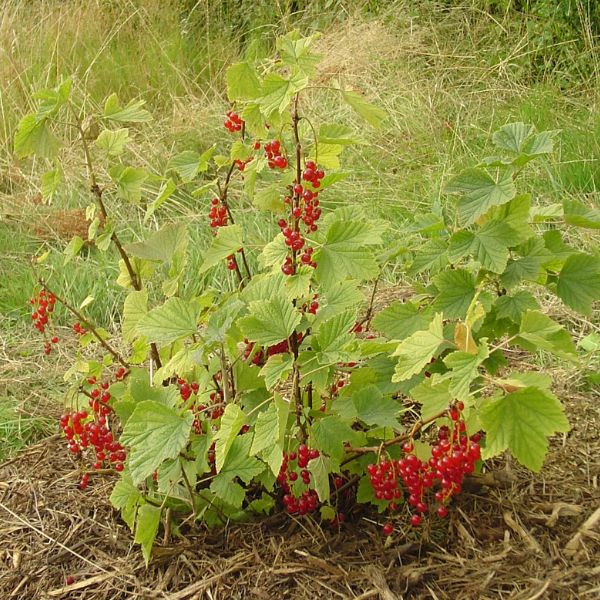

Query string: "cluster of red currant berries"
[[177, 378, 224, 430], [242, 333, 303, 367], [59, 377, 127, 489], [224, 111, 243, 132], [264, 139, 288, 169], [369, 403, 481, 534], [278, 445, 321, 515], [30, 290, 58, 354], [208, 197, 228, 230], [72, 322, 87, 336]]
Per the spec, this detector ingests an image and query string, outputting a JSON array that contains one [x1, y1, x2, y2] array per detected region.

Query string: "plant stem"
[[181, 464, 198, 520], [217, 161, 252, 285], [340, 406, 453, 466], [36, 278, 129, 369], [290, 93, 307, 442], [68, 102, 162, 370]]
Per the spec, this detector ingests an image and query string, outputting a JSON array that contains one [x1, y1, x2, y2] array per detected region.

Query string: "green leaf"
[[239, 295, 301, 346], [353, 384, 400, 428], [521, 130, 559, 156], [251, 403, 280, 456], [108, 165, 148, 204], [563, 198, 600, 229], [32, 79, 71, 118], [410, 378, 452, 420], [122, 290, 148, 342], [341, 90, 386, 128], [443, 343, 489, 400], [153, 345, 203, 384], [318, 123, 363, 146], [144, 178, 177, 223], [308, 455, 330, 502], [259, 353, 293, 389], [314, 308, 357, 361], [259, 234, 288, 269], [516, 310, 577, 358], [480, 387, 569, 471], [260, 396, 289, 476], [392, 313, 446, 382], [95, 128, 129, 156], [310, 142, 343, 169], [210, 475, 246, 508], [121, 401, 194, 484], [109, 475, 141, 530], [372, 301, 430, 341], [199, 225, 244, 274], [40, 167, 62, 200], [491, 193, 534, 245], [284, 266, 313, 299], [492, 122, 534, 153], [432, 269, 476, 319], [14, 113, 60, 159], [135, 297, 198, 344], [213, 404, 247, 472], [315, 220, 380, 288], [314, 280, 364, 326], [254, 184, 284, 212], [449, 220, 519, 273], [318, 172, 350, 190], [126, 223, 188, 263], [104, 93, 152, 122], [127, 370, 179, 408], [310, 416, 366, 462], [445, 168, 517, 226], [501, 238, 551, 289], [168, 147, 214, 182], [557, 253, 600, 316], [542, 230, 575, 271], [277, 32, 322, 76], [134, 504, 162, 565], [259, 72, 308, 116], [226, 62, 262, 100], [219, 435, 264, 483], [63, 235, 85, 265], [408, 238, 449, 275], [494, 291, 539, 323]]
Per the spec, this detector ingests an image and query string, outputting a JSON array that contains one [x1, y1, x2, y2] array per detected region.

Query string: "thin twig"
[[36, 278, 129, 369], [340, 406, 452, 466]]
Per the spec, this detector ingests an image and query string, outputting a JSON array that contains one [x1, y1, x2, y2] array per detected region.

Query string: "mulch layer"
[[1, 390, 599, 600]]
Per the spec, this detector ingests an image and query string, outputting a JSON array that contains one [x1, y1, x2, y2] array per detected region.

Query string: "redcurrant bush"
[[17, 32, 597, 565]]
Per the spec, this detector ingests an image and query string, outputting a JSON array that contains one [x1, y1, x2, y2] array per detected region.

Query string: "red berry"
[[382, 522, 394, 536], [410, 514, 422, 527]]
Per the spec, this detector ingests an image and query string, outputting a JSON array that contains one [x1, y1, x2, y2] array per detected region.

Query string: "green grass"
[[0, 397, 55, 461]]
